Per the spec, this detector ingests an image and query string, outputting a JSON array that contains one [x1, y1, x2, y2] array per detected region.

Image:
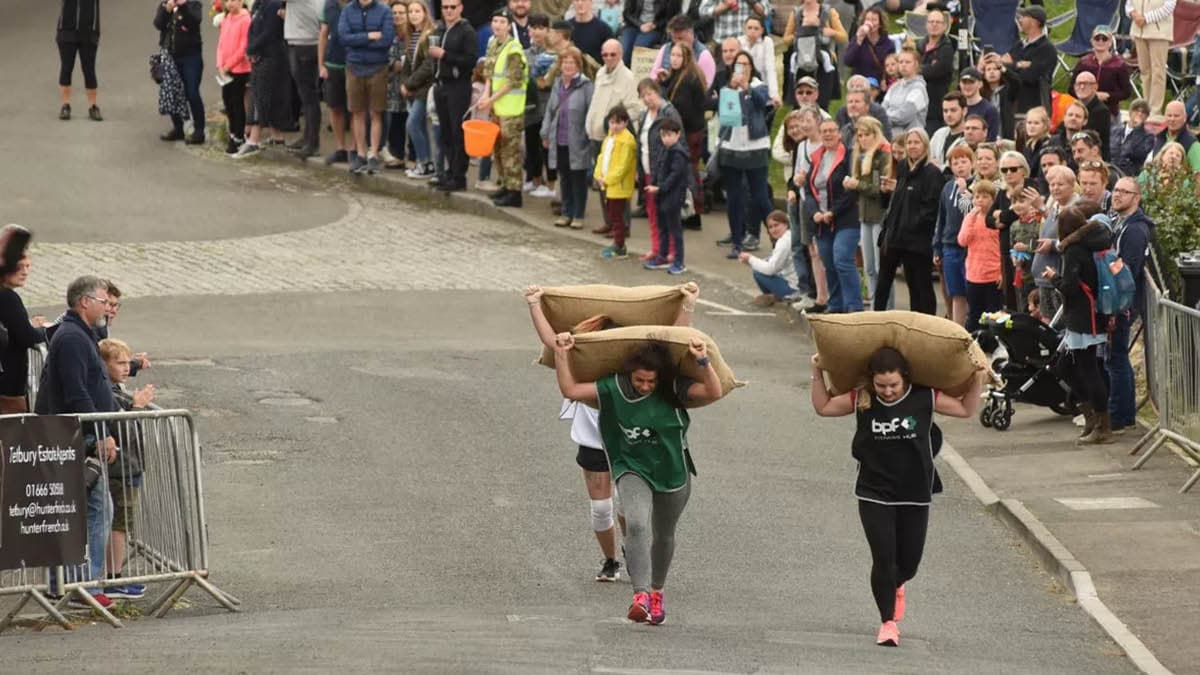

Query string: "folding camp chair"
[[1056, 0, 1121, 56], [968, 0, 1019, 57]]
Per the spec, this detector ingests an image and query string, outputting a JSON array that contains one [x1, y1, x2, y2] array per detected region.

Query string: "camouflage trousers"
[[495, 114, 525, 191]]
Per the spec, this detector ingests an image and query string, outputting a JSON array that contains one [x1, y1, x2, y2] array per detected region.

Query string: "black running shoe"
[[88, 105, 103, 121], [596, 558, 621, 582], [59, 104, 71, 121]]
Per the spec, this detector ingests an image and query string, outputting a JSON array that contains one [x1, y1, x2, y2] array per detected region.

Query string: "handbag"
[[150, 50, 167, 84], [718, 87, 743, 127]]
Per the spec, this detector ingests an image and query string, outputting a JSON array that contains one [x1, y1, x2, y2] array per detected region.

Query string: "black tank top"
[[851, 385, 943, 505]]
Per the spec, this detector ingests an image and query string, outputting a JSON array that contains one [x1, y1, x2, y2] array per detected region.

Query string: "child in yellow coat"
[[593, 105, 637, 259]]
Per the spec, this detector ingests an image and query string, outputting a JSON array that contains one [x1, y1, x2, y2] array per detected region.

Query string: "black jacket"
[[1051, 220, 1113, 335], [0, 289, 47, 397], [638, 102, 682, 176], [652, 143, 692, 214], [917, 36, 956, 127], [1111, 123, 1155, 177], [882, 158, 943, 255], [1007, 34, 1057, 115], [1114, 208, 1155, 318], [247, 0, 287, 59], [623, 0, 680, 36], [435, 18, 478, 83], [58, 0, 100, 44], [34, 311, 116, 458], [662, 70, 707, 135], [154, 0, 204, 57], [1081, 95, 1112, 162]]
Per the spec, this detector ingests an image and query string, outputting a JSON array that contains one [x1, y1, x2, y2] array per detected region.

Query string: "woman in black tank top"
[[810, 346, 981, 648]]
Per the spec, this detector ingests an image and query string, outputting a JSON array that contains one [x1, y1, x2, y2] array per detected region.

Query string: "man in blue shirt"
[[338, 0, 395, 175]]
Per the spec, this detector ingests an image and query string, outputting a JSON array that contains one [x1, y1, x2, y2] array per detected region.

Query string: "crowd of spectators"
[[141, 0, 1186, 441]]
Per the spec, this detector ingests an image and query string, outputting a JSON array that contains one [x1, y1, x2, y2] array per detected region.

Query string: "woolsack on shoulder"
[[538, 325, 744, 401], [536, 284, 691, 333], [808, 311, 990, 396]]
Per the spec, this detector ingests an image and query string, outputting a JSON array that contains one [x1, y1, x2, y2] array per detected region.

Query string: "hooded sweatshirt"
[[882, 75, 928, 133]]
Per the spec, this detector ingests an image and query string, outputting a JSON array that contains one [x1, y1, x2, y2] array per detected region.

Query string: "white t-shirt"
[[601, 135, 615, 177], [560, 399, 603, 449]]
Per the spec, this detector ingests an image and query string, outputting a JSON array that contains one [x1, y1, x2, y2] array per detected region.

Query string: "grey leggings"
[[617, 472, 691, 593]]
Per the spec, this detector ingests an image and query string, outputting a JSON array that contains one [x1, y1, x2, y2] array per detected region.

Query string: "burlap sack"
[[808, 311, 990, 395], [538, 284, 689, 333], [538, 325, 743, 399]]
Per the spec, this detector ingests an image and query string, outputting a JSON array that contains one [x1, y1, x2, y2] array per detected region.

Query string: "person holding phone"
[[154, 0, 207, 144]]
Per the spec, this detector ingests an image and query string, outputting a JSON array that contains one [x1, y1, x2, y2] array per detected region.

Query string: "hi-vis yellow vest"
[[491, 36, 528, 118]]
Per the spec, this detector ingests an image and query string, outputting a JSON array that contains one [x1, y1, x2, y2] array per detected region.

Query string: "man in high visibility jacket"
[[478, 8, 528, 207]]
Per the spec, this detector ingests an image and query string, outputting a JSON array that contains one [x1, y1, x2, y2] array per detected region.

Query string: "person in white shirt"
[[738, 210, 796, 306]]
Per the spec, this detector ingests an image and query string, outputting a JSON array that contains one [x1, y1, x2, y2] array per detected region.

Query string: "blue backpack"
[[1092, 249, 1137, 315]]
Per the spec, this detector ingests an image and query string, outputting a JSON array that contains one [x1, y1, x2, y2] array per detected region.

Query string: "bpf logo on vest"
[[620, 424, 656, 444], [872, 416, 918, 437]]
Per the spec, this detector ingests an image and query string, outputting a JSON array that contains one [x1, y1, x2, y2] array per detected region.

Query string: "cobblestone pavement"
[[22, 164, 597, 309]]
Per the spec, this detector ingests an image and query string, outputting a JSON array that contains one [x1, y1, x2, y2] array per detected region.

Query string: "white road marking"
[[1054, 497, 1159, 510], [695, 298, 775, 317]]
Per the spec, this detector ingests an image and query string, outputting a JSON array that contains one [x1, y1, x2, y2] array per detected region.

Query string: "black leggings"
[[221, 73, 250, 141], [58, 40, 98, 89], [1060, 345, 1109, 411], [858, 501, 929, 623], [875, 247, 937, 315]]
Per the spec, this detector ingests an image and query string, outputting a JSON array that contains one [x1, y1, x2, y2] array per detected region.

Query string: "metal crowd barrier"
[[0, 409, 239, 631], [1130, 275, 1200, 493]]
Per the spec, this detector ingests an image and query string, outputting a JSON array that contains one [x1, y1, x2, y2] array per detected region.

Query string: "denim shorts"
[[941, 245, 968, 298]]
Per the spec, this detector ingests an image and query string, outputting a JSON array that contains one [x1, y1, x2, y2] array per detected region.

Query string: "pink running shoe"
[[894, 585, 906, 622], [627, 592, 650, 623], [648, 590, 666, 625], [876, 620, 900, 647]]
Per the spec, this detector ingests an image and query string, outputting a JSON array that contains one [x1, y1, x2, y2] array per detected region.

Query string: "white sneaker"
[[530, 185, 556, 198], [233, 142, 261, 158], [476, 180, 500, 192], [522, 181, 536, 193], [791, 296, 816, 311]]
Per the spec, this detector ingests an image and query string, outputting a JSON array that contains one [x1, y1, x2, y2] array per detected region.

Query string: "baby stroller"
[[973, 311, 1079, 431]]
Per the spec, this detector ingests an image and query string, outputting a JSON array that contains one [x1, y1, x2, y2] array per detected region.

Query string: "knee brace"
[[590, 498, 614, 532]]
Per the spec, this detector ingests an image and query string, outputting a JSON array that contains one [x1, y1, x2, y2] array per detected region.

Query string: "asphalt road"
[[0, 1, 1137, 672]]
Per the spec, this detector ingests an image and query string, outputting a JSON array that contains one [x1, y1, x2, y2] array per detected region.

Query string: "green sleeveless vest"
[[596, 374, 691, 492]]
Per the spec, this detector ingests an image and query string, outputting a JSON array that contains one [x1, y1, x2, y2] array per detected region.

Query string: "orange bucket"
[[462, 119, 500, 158]]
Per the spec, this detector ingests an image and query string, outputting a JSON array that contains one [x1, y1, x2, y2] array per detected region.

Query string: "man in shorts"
[[337, 0, 395, 174], [319, 0, 352, 164]]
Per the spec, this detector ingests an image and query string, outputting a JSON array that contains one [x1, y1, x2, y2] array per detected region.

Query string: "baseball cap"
[[959, 67, 982, 82], [1016, 6, 1047, 26], [1092, 24, 1114, 38], [796, 76, 819, 90]]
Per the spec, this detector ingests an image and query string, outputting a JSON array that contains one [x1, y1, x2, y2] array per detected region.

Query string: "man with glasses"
[[429, 0, 477, 192], [1071, 131, 1122, 189], [1071, 25, 1132, 118], [586, 40, 642, 144], [1071, 71, 1112, 161], [916, 8, 955, 133], [962, 114, 988, 150], [1108, 177, 1155, 432], [36, 276, 120, 611]]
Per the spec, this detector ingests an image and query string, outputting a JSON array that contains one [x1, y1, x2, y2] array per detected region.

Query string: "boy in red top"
[[957, 179, 1003, 331]]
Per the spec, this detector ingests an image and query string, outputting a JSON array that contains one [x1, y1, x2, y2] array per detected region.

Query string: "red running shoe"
[[648, 590, 666, 625], [876, 620, 900, 647], [627, 592, 650, 623], [894, 585, 905, 622]]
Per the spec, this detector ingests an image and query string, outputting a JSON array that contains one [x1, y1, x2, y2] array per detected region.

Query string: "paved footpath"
[[245, 145, 1199, 675]]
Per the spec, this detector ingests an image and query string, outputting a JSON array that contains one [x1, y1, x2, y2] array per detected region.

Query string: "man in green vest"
[[478, 8, 528, 207]]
